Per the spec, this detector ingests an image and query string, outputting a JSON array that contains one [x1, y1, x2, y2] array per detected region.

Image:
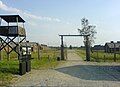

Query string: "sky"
[[0, 0, 120, 47]]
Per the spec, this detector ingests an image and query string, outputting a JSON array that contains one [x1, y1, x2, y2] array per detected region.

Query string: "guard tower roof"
[[0, 15, 25, 23]]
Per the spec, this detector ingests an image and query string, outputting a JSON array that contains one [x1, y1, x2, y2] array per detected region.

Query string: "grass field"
[[76, 49, 120, 62], [31, 49, 60, 69], [0, 48, 60, 86]]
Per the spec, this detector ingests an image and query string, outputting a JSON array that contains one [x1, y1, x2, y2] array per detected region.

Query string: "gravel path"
[[11, 50, 120, 87]]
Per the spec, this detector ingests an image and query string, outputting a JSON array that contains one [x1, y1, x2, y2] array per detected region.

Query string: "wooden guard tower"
[[0, 15, 31, 75], [0, 15, 26, 60]]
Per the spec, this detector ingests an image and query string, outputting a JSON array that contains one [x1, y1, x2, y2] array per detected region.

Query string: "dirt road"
[[11, 50, 120, 87]]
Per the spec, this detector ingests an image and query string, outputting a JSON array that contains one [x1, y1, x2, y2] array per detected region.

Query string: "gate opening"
[[59, 34, 90, 61]]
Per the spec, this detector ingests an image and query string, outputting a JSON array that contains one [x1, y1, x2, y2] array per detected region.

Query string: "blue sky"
[[0, 0, 120, 46]]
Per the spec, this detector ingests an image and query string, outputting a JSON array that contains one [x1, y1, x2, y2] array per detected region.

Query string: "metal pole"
[[86, 36, 90, 61], [61, 36, 64, 60]]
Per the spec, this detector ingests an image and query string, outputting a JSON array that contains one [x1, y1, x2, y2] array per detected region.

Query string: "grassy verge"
[[90, 50, 120, 62], [76, 49, 120, 62], [0, 48, 60, 86], [0, 60, 19, 86]]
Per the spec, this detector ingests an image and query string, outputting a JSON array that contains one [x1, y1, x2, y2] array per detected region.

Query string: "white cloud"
[[0, 0, 72, 46], [0, 1, 21, 13], [0, 1, 61, 22]]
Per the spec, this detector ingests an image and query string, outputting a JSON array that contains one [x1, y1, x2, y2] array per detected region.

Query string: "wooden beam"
[[59, 34, 90, 37]]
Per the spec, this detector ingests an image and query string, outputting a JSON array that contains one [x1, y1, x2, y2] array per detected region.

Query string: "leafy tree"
[[78, 18, 97, 46]]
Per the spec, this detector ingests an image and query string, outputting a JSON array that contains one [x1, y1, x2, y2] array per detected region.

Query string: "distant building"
[[20, 42, 49, 52], [92, 45, 104, 50], [25, 43, 48, 52], [29, 42, 39, 52], [41, 44, 48, 50], [104, 41, 120, 53], [11, 42, 39, 52]]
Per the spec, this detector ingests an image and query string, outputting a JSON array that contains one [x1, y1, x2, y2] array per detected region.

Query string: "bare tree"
[[78, 18, 97, 46]]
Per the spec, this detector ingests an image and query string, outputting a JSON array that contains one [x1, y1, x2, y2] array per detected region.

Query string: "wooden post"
[[37, 43, 40, 60], [61, 36, 64, 60], [0, 18, 1, 60], [16, 17, 21, 61], [7, 37, 9, 61], [86, 36, 90, 61], [97, 50, 99, 62], [114, 42, 116, 62], [104, 54, 106, 62], [0, 42, 2, 60], [7, 22, 10, 60]]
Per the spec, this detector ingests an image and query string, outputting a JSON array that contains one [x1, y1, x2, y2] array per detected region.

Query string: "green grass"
[[32, 57, 58, 69], [31, 49, 60, 69], [90, 50, 120, 62], [0, 48, 60, 86], [75, 49, 86, 60], [0, 51, 19, 86], [76, 49, 120, 62], [0, 60, 19, 86]]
